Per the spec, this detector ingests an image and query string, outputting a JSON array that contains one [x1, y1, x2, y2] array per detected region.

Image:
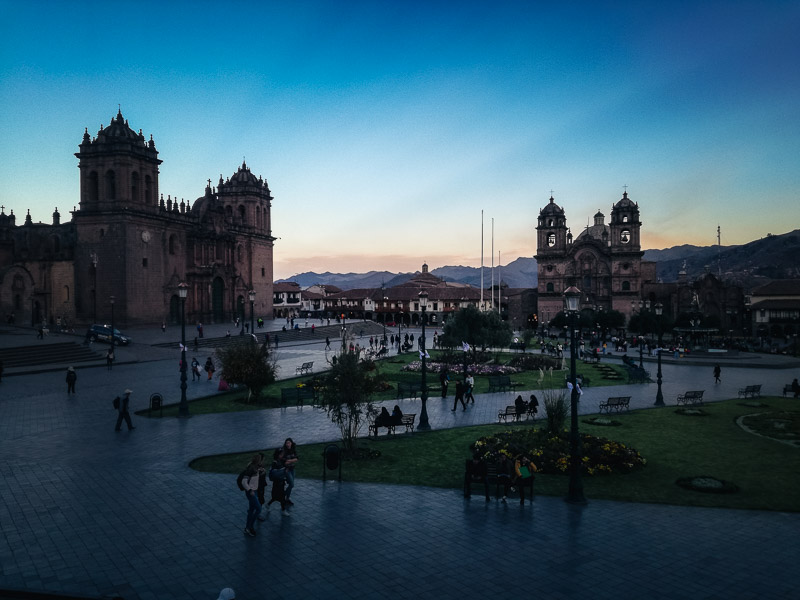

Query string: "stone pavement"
[[0, 325, 799, 599]]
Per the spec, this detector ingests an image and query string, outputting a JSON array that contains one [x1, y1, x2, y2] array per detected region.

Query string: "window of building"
[[142, 258, 148, 267], [88, 171, 99, 203], [547, 233, 556, 247], [105, 170, 116, 199], [131, 172, 139, 202], [622, 281, 630, 291], [261, 267, 265, 277], [63, 285, 69, 302], [620, 229, 631, 243], [169, 235, 177, 255], [546, 283, 554, 292], [145, 175, 152, 204]]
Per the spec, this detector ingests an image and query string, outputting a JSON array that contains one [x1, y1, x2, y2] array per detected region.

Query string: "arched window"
[[131, 172, 139, 202], [169, 234, 177, 255], [105, 170, 116, 199], [51, 235, 61, 254], [622, 281, 631, 291], [225, 206, 233, 220], [238, 205, 246, 224], [237, 245, 243, 263], [547, 233, 556, 247], [88, 171, 99, 203], [546, 283, 554, 292], [63, 285, 70, 302], [620, 229, 631, 244], [255, 206, 260, 229], [145, 175, 152, 204]]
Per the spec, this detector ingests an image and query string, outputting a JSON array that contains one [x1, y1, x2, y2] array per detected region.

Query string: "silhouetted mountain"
[[278, 230, 800, 292]]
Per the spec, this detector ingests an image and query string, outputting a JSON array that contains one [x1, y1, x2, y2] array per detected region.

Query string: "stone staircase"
[[0, 342, 104, 368]]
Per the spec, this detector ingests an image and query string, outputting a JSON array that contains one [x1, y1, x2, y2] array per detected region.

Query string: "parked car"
[[86, 324, 132, 345]]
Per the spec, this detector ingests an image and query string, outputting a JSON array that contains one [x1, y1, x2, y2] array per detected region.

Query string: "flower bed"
[[401, 361, 520, 375], [583, 417, 622, 427], [676, 476, 738, 494], [508, 354, 561, 371], [470, 428, 645, 476], [675, 408, 709, 416]]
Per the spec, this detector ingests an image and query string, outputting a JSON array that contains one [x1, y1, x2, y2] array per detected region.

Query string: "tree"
[[215, 341, 277, 402], [318, 350, 385, 454], [440, 305, 513, 354]]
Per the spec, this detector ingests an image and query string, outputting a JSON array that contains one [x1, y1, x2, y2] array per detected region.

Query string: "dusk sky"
[[1, 1, 798, 280]]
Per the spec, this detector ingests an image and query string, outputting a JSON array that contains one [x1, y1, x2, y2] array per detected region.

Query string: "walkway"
[[0, 325, 798, 599]]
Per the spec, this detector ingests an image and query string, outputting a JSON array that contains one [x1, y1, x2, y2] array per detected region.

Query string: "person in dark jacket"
[[66, 366, 77, 395], [114, 389, 135, 431]]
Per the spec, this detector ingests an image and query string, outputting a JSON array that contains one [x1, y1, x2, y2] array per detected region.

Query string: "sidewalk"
[[0, 330, 798, 599]]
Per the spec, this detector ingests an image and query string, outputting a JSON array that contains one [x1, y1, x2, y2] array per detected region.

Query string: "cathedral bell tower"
[[75, 110, 162, 213], [535, 196, 569, 257], [609, 191, 641, 253]]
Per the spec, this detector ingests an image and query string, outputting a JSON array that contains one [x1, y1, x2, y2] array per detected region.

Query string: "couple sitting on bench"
[[374, 405, 403, 427]]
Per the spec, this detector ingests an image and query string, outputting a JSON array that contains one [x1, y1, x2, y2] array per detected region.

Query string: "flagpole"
[[480, 210, 484, 311], [491, 218, 494, 312]]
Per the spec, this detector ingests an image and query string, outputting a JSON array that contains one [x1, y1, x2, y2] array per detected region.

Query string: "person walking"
[[439, 369, 449, 398], [282, 438, 299, 506], [105, 347, 114, 370], [66, 366, 77, 395], [325, 336, 331, 350], [114, 389, 135, 431], [452, 380, 467, 411], [713, 364, 721, 384], [240, 454, 263, 537], [465, 373, 475, 403], [204, 357, 215, 381], [190, 357, 200, 381], [161, 321, 166, 333]]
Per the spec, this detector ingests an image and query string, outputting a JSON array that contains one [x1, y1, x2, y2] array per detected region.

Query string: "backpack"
[[112, 396, 120, 409], [236, 470, 247, 491]]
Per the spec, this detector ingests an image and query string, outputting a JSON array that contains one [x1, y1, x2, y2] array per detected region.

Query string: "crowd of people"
[[239, 438, 300, 537]]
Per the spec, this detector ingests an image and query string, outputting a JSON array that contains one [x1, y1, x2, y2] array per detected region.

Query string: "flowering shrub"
[[401, 361, 520, 375], [470, 428, 646, 476], [508, 354, 561, 371]]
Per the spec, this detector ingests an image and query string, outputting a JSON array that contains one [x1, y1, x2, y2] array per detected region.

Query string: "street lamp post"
[[654, 302, 664, 406], [381, 284, 388, 348], [397, 309, 403, 353], [418, 291, 431, 430], [178, 283, 190, 417], [239, 296, 245, 335], [631, 300, 650, 368], [110, 295, 115, 360], [248, 290, 256, 341], [564, 286, 586, 504], [341, 311, 347, 351]]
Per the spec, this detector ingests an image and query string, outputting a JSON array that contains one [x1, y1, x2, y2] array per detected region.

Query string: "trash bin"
[[149, 393, 163, 417], [322, 444, 342, 481]]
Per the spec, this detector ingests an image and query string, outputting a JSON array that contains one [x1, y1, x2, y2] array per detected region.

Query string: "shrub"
[[542, 388, 568, 434], [508, 354, 561, 371]]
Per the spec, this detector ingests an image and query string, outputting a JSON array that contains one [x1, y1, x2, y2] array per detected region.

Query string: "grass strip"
[[190, 397, 800, 512]]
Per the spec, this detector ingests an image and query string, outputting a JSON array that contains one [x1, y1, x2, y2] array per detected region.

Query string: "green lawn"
[[190, 396, 800, 512], [137, 351, 631, 417]]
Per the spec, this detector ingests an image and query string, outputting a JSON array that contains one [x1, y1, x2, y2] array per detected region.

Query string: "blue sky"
[[1, 0, 798, 280]]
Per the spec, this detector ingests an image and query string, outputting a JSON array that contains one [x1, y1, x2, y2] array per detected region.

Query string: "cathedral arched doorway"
[[212, 277, 225, 322], [169, 295, 180, 324]]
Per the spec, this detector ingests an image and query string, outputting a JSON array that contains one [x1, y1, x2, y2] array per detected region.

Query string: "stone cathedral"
[[0, 110, 275, 327], [535, 192, 657, 325]]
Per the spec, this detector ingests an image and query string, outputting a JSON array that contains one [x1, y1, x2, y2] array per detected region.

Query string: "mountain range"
[[278, 229, 800, 292]]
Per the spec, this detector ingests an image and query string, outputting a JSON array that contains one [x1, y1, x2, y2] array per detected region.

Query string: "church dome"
[[95, 110, 147, 146], [613, 191, 638, 210], [539, 196, 565, 217]]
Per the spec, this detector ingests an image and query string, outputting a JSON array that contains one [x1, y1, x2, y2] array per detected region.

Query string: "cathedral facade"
[[0, 111, 275, 328], [535, 192, 657, 325]]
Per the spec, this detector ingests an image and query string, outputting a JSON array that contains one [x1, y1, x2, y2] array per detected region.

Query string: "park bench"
[[296, 361, 314, 375], [509, 342, 526, 352], [280, 386, 317, 406], [784, 384, 796, 397], [598, 396, 631, 413], [498, 405, 520, 423], [737, 384, 762, 399], [488, 375, 517, 393], [396, 382, 421, 400], [677, 390, 705, 406], [368, 413, 417, 437]]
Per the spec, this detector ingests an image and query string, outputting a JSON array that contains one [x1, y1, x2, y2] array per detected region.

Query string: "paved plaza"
[[0, 322, 799, 599]]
